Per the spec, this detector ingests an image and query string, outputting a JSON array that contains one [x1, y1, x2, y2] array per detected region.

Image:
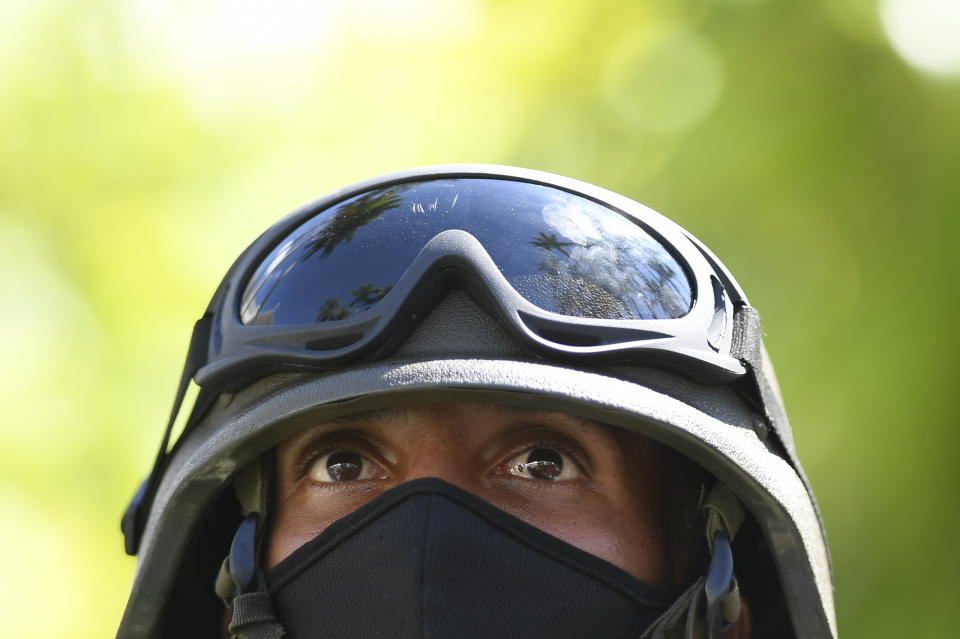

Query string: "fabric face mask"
[[264, 478, 678, 639]]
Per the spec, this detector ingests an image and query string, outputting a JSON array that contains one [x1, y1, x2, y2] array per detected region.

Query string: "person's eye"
[[306, 449, 377, 483], [505, 446, 581, 481]]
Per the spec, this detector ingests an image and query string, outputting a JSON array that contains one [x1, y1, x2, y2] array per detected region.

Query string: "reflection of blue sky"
[[536, 193, 690, 319], [241, 228, 314, 323], [241, 179, 691, 324]]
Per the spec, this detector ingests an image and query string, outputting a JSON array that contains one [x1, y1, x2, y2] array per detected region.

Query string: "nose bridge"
[[399, 425, 475, 490]]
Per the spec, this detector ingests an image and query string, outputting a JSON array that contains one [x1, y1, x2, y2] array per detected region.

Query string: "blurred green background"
[[1, 0, 957, 636]]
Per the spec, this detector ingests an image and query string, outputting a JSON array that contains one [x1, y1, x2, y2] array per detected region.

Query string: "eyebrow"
[[325, 407, 408, 425], [324, 404, 570, 426]]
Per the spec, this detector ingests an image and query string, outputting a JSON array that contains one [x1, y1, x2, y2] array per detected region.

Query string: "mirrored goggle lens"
[[240, 179, 692, 325]]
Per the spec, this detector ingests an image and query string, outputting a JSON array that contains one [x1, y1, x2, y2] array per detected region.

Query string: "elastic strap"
[[121, 314, 212, 555], [731, 307, 830, 560], [731, 307, 809, 492]]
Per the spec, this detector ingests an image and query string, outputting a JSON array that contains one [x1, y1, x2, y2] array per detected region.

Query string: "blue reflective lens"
[[240, 179, 692, 325]]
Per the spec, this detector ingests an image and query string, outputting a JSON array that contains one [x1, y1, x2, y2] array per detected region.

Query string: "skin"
[[267, 401, 750, 637]]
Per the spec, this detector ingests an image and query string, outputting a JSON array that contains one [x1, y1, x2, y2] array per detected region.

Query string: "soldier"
[[118, 166, 834, 638]]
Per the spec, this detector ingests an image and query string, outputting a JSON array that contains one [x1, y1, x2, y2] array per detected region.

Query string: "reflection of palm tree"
[[303, 187, 406, 259], [529, 232, 578, 257], [247, 185, 410, 325], [316, 282, 394, 322], [349, 283, 392, 310], [317, 297, 352, 322], [643, 260, 687, 317], [526, 236, 690, 320], [531, 251, 629, 319]]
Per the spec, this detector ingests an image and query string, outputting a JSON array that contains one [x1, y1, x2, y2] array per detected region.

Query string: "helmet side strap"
[[213, 459, 286, 638], [701, 483, 746, 637], [640, 482, 746, 639], [234, 457, 268, 517]]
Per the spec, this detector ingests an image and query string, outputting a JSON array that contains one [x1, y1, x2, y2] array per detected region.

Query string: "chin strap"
[[215, 458, 287, 638], [215, 513, 287, 639], [642, 483, 746, 639]]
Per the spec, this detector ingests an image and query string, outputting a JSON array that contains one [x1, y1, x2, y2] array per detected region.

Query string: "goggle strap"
[[156, 313, 213, 466], [730, 305, 761, 364], [732, 307, 831, 564], [121, 314, 213, 556], [732, 306, 793, 457]]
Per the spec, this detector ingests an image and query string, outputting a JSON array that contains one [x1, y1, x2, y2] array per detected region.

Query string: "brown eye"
[[506, 447, 579, 481], [307, 450, 375, 483]]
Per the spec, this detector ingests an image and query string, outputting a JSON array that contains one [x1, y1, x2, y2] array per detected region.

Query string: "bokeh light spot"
[[345, 0, 483, 44], [880, 0, 960, 77], [122, 0, 482, 121], [123, 0, 341, 119], [602, 26, 724, 134]]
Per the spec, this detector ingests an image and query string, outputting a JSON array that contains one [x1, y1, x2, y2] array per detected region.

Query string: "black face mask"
[[264, 478, 678, 639]]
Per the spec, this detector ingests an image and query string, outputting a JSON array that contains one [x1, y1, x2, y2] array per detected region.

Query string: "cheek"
[[545, 502, 665, 585], [266, 483, 387, 569], [484, 485, 667, 585]]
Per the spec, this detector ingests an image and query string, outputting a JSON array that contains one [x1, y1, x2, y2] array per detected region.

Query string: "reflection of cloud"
[[602, 26, 724, 134], [534, 200, 690, 319], [881, 0, 960, 77], [541, 198, 601, 245]]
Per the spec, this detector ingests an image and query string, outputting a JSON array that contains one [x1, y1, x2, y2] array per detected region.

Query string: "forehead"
[[322, 402, 589, 427], [276, 401, 660, 459]]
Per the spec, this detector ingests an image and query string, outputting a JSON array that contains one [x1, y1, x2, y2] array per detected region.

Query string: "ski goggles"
[[198, 167, 753, 393], [123, 165, 761, 554]]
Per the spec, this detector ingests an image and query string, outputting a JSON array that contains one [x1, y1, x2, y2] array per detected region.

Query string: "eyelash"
[[298, 445, 363, 480], [296, 437, 590, 481], [502, 439, 589, 478]]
